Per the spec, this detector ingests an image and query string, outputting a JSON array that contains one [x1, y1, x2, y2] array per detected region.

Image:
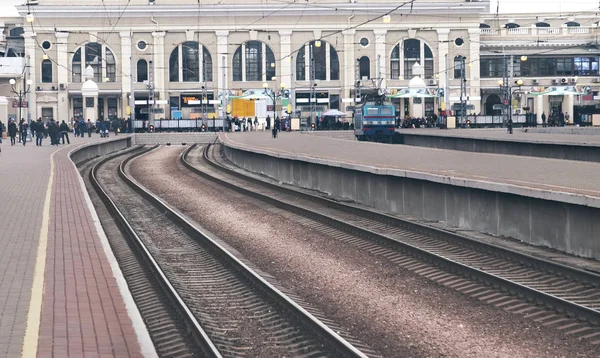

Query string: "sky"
[[0, 0, 598, 18]]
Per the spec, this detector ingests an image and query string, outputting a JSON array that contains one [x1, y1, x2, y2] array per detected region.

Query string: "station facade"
[[0, 0, 598, 124]]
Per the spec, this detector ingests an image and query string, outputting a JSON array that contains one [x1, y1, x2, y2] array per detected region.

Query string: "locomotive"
[[354, 94, 396, 143]]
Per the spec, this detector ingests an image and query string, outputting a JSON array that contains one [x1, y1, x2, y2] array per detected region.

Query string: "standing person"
[[78, 119, 86, 138], [0, 120, 4, 152], [19, 119, 28, 146], [8, 120, 17, 146], [541, 111, 546, 127], [254, 117, 259, 131], [564, 112, 570, 125], [87, 119, 93, 137], [273, 116, 281, 138], [59, 120, 70, 144], [265, 115, 271, 130], [35, 118, 44, 146]]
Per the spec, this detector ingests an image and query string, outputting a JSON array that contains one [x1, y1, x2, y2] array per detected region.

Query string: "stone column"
[[152, 31, 166, 113], [55, 32, 69, 122], [342, 30, 355, 112], [534, 94, 544, 124], [0, 96, 8, 131], [565, 94, 574, 124], [23, 30, 37, 121], [119, 32, 132, 118], [216, 31, 229, 100], [373, 29, 387, 89]]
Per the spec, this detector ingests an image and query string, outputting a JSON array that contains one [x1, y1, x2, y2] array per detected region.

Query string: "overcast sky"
[[0, 0, 598, 17]]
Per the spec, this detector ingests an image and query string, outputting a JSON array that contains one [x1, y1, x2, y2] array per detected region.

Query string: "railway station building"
[[0, 0, 599, 124]]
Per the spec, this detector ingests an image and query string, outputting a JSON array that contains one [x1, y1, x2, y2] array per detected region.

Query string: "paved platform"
[[222, 131, 600, 205], [0, 136, 153, 357], [399, 128, 600, 147]]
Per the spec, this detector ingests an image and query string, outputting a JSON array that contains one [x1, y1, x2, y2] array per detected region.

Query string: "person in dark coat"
[[19, 119, 28, 146], [59, 120, 70, 144], [8, 120, 17, 145], [35, 118, 44, 146], [272, 117, 281, 138], [47, 120, 59, 145]]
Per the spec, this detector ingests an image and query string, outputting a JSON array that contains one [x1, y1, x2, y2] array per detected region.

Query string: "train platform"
[[220, 131, 600, 260], [398, 127, 600, 146], [222, 131, 600, 206], [0, 136, 154, 357]]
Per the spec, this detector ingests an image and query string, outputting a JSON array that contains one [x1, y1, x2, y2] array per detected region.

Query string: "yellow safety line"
[[21, 150, 57, 358]]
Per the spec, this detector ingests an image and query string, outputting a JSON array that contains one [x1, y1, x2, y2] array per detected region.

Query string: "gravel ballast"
[[129, 145, 599, 358]]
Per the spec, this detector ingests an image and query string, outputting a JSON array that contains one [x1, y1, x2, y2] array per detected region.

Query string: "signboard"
[[172, 110, 182, 119], [451, 104, 475, 111], [181, 93, 215, 108], [12, 99, 27, 108], [295, 91, 328, 104]]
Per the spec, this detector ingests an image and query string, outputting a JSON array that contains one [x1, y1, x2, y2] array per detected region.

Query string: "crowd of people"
[[398, 113, 439, 128], [0, 117, 132, 149], [540, 111, 570, 127]]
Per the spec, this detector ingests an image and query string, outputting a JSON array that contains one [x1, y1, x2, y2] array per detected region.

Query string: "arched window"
[[232, 41, 275, 82], [453, 56, 464, 79], [390, 39, 434, 80], [505, 23, 520, 29], [359, 56, 370, 80], [137, 59, 148, 82], [41, 59, 52, 83], [479, 23, 491, 28], [168, 41, 212, 82], [535, 22, 550, 27], [71, 42, 116, 83], [565, 21, 580, 27], [295, 40, 339, 81], [9, 27, 23, 37]]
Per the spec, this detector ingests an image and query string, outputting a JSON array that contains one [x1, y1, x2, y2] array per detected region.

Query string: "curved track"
[[182, 143, 600, 333], [92, 146, 371, 357]]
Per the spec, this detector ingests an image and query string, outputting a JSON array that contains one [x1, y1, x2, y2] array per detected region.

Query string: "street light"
[[263, 82, 286, 129], [9, 78, 33, 124]]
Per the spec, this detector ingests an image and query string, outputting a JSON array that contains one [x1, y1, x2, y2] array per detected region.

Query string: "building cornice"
[[17, 3, 489, 18]]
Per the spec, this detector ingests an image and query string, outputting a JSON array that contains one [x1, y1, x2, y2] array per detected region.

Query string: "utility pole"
[[148, 59, 155, 126], [376, 54, 383, 97], [202, 56, 208, 129], [221, 55, 226, 132], [26, 55, 30, 124], [459, 56, 467, 126], [502, 54, 511, 127], [129, 55, 136, 132], [309, 45, 316, 126], [444, 53, 450, 128]]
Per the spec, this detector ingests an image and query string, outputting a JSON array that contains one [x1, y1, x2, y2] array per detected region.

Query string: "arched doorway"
[[485, 94, 501, 115]]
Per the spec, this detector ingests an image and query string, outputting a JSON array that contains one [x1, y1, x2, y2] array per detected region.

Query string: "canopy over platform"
[[531, 86, 582, 96]]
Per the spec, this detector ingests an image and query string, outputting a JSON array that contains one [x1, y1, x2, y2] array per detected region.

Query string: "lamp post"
[[263, 82, 286, 129], [9, 78, 33, 125], [498, 77, 523, 133]]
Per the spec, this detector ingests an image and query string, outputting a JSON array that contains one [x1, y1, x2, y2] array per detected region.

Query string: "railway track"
[[91, 146, 373, 357], [182, 143, 600, 339]]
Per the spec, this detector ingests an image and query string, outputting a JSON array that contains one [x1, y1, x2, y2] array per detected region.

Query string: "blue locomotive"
[[354, 99, 397, 142]]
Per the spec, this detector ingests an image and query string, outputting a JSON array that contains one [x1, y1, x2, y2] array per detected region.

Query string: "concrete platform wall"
[[70, 137, 132, 165], [133, 133, 217, 145], [223, 146, 600, 260], [399, 134, 600, 162]]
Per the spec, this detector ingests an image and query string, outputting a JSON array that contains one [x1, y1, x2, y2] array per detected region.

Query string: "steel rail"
[[182, 143, 600, 326], [90, 146, 223, 357], [118, 146, 369, 358]]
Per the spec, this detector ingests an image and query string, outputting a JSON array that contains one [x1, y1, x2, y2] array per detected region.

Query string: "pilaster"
[[55, 32, 69, 121], [437, 29, 450, 95], [373, 29, 387, 89], [24, 31, 37, 121], [279, 31, 292, 91], [216, 31, 229, 102], [119, 31, 132, 118], [342, 29, 355, 111], [152, 31, 166, 112], [468, 28, 481, 113]]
